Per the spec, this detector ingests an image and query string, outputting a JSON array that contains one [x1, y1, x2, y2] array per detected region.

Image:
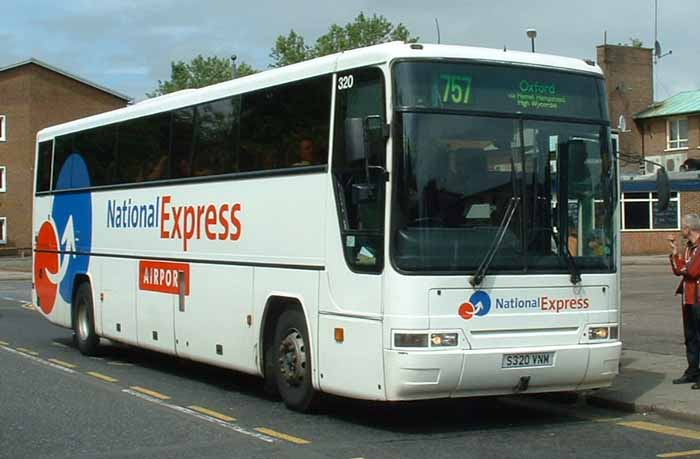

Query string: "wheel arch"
[[259, 295, 315, 383]]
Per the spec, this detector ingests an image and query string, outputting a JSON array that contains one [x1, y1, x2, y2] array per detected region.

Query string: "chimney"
[[596, 44, 653, 172]]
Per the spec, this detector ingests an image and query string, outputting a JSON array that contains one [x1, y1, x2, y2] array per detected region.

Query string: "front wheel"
[[272, 309, 319, 412], [73, 282, 99, 356]]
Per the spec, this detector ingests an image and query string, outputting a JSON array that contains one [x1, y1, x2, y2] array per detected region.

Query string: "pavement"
[[2, 254, 697, 425]]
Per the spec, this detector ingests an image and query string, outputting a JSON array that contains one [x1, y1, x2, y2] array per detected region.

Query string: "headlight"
[[589, 326, 610, 340], [394, 333, 429, 348], [394, 332, 460, 348], [430, 333, 459, 347]]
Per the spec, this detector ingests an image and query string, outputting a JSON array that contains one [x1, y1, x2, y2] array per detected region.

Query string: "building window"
[[621, 191, 680, 231], [0, 217, 6, 244], [0, 167, 5, 192], [0, 115, 5, 142], [667, 118, 688, 150]]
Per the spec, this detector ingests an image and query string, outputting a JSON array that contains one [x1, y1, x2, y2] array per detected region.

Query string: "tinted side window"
[[239, 75, 331, 171], [118, 113, 171, 183], [52, 134, 74, 189], [36, 140, 53, 192], [192, 97, 238, 177], [74, 125, 117, 187], [171, 108, 195, 178]]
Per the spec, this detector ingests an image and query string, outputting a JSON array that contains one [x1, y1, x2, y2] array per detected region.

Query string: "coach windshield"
[[391, 61, 615, 274]]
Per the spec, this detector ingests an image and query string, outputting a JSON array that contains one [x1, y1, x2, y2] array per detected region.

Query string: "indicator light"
[[588, 327, 609, 340], [430, 333, 458, 347]]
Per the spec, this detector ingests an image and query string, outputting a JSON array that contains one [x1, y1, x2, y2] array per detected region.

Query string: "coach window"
[[332, 67, 386, 273], [36, 140, 53, 192], [283, 75, 332, 167], [239, 75, 331, 172], [74, 124, 117, 187], [118, 113, 171, 183], [52, 134, 75, 189], [192, 97, 238, 177], [171, 107, 195, 178]]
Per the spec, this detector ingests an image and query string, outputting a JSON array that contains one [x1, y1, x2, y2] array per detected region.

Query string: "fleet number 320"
[[338, 75, 354, 90]]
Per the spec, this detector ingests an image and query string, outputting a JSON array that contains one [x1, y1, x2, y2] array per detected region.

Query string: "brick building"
[[0, 58, 129, 253], [597, 44, 700, 255]]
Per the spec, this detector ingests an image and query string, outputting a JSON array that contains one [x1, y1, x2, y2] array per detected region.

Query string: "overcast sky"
[[3, 0, 697, 101]]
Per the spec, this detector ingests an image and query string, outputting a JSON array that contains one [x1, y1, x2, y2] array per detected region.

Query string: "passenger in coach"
[[669, 213, 700, 389], [292, 137, 316, 166]]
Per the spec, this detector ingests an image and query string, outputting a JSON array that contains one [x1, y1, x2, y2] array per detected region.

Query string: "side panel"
[[136, 263, 175, 353], [100, 259, 138, 344], [33, 194, 77, 329], [174, 264, 254, 372], [318, 314, 386, 400]]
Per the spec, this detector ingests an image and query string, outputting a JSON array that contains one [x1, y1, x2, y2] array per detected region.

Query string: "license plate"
[[502, 352, 555, 368]]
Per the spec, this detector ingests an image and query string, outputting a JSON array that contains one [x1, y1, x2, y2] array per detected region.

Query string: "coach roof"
[[37, 42, 603, 140]]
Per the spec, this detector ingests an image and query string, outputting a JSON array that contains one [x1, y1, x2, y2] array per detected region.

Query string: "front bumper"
[[383, 341, 621, 401]]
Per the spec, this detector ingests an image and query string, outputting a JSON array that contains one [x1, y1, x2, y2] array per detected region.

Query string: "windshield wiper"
[[470, 196, 520, 288], [562, 239, 582, 285]]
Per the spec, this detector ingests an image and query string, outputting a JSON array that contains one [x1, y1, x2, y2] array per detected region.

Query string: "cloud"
[[1, 0, 697, 99]]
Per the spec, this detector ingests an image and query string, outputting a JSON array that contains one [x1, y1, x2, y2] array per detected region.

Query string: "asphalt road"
[[1, 278, 700, 458], [620, 264, 685, 356]]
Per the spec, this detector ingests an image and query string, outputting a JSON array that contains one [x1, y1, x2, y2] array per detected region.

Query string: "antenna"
[[435, 18, 441, 44], [653, 0, 672, 99], [618, 114, 629, 132]]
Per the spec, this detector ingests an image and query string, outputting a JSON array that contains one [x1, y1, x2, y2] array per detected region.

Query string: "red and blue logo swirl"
[[458, 291, 492, 320], [34, 154, 92, 314]]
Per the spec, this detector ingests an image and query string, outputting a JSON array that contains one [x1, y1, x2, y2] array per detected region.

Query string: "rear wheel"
[[73, 282, 99, 356], [272, 309, 319, 412]]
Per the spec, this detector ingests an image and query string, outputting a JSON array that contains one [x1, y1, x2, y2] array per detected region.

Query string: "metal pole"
[[531, 37, 535, 53]]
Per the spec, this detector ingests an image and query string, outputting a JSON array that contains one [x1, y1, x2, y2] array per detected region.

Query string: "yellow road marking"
[[87, 371, 118, 383], [0, 340, 9, 346], [47, 358, 77, 369], [21, 303, 35, 311], [619, 421, 700, 441], [16, 347, 38, 356], [188, 405, 236, 422], [658, 450, 700, 458], [51, 341, 69, 348], [591, 417, 624, 423], [130, 386, 170, 400], [254, 427, 310, 445], [107, 361, 133, 366]]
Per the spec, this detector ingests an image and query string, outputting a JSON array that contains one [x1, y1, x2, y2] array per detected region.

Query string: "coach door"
[[318, 67, 388, 398], [324, 67, 387, 316]]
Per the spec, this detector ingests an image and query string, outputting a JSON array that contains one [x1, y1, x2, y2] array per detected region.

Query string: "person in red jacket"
[[669, 213, 700, 389]]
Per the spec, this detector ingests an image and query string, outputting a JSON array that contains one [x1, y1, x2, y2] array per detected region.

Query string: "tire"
[[73, 282, 100, 356], [272, 309, 319, 412], [262, 337, 280, 399]]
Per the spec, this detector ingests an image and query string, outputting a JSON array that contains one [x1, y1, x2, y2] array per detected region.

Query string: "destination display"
[[394, 61, 608, 120]]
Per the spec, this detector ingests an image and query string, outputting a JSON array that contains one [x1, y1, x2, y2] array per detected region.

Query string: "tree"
[[147, 55, 257, 98], [628, 37, 644, 48], [270, 30, 312, 68], [270, 12, 419, 67]]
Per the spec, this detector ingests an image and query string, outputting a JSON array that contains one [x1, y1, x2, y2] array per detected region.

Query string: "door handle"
[[178, 271, 185, 312]]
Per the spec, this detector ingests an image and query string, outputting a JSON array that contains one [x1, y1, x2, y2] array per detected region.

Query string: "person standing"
[[669, 213, 700, 389]]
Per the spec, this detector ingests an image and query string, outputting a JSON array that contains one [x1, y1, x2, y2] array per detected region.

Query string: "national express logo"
[[457, 290, 591, 320], [34, 154, 92, 315], [458, 291, 492, 320]]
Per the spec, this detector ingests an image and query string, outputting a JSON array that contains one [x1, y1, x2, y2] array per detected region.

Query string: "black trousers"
[[683, 304, 700, 378]]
